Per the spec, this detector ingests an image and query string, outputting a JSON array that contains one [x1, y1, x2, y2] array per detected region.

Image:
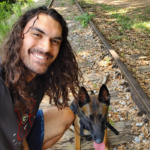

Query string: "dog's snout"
[[94, 135, 103, 144], [94, 138, 103, 144]]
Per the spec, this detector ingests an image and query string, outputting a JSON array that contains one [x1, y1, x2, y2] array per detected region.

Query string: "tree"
[[0, 0, 17, 3]]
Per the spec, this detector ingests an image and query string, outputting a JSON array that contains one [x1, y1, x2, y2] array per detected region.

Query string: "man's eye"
[[33, 33, 40, 37], [51, 40, 60, 45]]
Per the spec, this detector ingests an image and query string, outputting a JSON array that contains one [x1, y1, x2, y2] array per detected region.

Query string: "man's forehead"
[[25, 13, 50, 28], [24, 13, 62, 36]]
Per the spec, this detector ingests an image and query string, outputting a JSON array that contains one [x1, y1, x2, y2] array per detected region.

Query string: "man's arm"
[[22, 139, 29, 150]]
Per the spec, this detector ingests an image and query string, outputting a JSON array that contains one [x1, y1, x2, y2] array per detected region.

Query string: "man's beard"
[[21, 47, 54, 75]]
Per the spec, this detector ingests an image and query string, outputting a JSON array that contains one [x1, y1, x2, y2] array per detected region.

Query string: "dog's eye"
[[89, 115, 93, 120], [99, 114, 102, 120], [101, 116, 107, 123]]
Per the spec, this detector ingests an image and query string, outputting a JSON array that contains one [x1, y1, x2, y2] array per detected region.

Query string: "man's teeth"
[[34, 54, 47, 60]]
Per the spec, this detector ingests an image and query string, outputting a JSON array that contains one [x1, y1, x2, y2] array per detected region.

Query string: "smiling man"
[[21, 13, 63, 78], [0, 6, 81, 150]]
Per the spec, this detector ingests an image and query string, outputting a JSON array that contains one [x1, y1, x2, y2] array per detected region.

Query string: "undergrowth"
[[99, 3, 150, 33], [74, 12, 95, 28], [0, 0, 49, 44], [70, 0, 75, 5]]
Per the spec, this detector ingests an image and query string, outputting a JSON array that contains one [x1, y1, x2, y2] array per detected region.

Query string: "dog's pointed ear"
[[98, 84, 110, 106], [78, 87, 90, 107]]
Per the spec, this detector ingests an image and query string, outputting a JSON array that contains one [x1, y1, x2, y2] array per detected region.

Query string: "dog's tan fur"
[[74, 92, 109, 150]]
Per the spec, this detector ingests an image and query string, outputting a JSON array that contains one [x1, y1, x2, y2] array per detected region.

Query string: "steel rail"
[[47, 0, 55, 8], [75, 0, 150, 117]]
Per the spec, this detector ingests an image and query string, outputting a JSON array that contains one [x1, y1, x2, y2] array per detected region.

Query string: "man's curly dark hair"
[[1, 6, 82, 113]]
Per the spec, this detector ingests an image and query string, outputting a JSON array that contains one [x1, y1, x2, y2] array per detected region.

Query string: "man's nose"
[[39, 39, 52, 52]]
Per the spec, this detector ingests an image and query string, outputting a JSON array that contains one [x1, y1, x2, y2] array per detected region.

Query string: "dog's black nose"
[[94, 138, 103, 144]]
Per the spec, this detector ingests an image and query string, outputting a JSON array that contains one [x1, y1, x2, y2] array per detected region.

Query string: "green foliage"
[[121, 53, 125, 57], [100, 3, 150, 34], [106, 56, 110, 64], [0, 1, 11, 19], [145, 9, 150, 13], [12, 2, 22, 17], [79, 0, 84, 6], [93, 83, 97, 88], [73, 12, 76, 16], [74, 12, 95, 28], [0, 0, 16, 3], [109, 118, 114, 125], [111, 13, 133, 29], [100, 3, 117, 11], [0, 0, 38, 43], [108, 35, 122, 41], [66, 16, 70, 20], [134, 8, 141, 12], [85, 0, 93, 4], [0, 1, 13, 40], [132, 21, 150, 32], [118, 28, 124, 34], [70, 0, 75, 5]]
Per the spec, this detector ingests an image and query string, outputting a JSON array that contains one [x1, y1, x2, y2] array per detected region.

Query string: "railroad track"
[[74, 0, 150, 118], [47, 0, 54, 8], [39, 0, 150, 149]]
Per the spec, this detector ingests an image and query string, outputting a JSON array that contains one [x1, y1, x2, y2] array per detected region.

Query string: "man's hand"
[[22, 139, 29, 150]]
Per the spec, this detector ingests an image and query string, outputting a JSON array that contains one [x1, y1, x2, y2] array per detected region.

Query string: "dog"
[[74, 84, 110, 150]]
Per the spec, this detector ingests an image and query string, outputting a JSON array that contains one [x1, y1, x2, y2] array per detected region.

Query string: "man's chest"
[[13, 88, 45, 141]]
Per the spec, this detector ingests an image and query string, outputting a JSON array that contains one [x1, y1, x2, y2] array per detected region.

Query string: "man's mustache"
[[29, 48, 54, 59]]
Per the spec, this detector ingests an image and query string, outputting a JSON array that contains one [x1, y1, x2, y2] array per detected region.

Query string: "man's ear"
[[22, 33, 24, 39], [78, 87, 90, 107], [98, 84, 110, 106]]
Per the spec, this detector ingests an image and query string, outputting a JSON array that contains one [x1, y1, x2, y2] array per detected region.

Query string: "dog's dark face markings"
[[78, 84, 110, 144]]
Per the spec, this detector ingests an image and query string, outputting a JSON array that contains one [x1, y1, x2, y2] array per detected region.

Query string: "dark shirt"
[[0, 70, 45, 149]]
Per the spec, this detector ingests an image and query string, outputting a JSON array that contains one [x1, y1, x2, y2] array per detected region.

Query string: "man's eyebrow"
[[31, 27, 45, 34], [31, 27, 63, 40], [53, 37, 63, 41]]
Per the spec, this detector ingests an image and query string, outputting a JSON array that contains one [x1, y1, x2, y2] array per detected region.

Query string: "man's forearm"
[[22, 139, 29, 150]]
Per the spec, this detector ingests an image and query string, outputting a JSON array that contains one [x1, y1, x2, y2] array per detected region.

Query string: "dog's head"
[[77, 84, 110, 143]]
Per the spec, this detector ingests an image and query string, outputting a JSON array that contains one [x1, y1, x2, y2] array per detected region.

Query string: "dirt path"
[[39, 0, 150, 150], [78, 0, 150, 100], [92, 0, 150, 8]]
